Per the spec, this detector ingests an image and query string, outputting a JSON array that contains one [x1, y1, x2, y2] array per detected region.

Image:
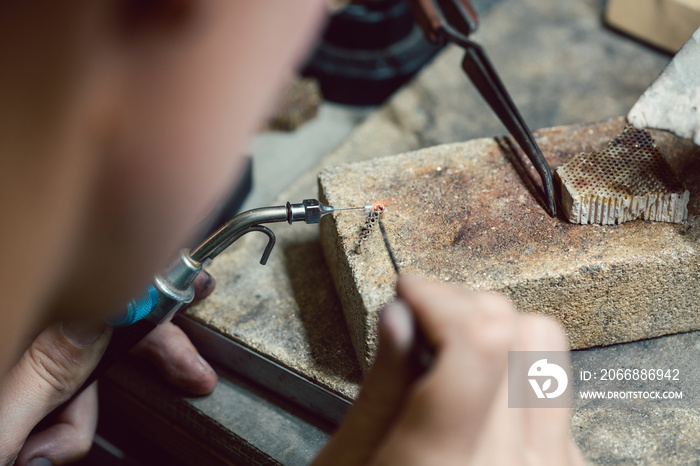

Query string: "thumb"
[[0, 321, 111, 463], [313, 300, 418, 466]]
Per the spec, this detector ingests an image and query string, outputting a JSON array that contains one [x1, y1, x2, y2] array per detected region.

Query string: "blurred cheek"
[[106, 0, 326, 273]]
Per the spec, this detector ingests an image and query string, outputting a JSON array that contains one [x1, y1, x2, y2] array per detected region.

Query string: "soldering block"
[[319, 119, 700, 373], [556, 125, 689, 225]]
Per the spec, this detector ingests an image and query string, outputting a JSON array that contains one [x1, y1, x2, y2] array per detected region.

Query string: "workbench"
[[88, 1, 700, 464]]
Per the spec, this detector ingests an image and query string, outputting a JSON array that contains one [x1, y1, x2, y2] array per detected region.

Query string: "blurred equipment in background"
[[266, 77, 323, 132], [606, 0, 700, 53], [303, 0, 442, 105]]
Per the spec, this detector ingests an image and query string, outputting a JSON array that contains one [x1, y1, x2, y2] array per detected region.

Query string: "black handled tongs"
[[409, 0, 556, 216]]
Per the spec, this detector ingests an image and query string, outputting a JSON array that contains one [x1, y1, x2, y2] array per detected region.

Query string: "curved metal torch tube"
[[190, 206, 288, 262], [215, 225, 276, 265]]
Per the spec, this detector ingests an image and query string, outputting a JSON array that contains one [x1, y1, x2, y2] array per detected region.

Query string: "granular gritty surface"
[[111, 1, 697, 462], [319, 118, 700, 373], [557, 125, 689, 225]]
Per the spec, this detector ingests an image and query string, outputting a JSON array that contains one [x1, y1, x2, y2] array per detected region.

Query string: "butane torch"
[[72, 199, 366, 399]]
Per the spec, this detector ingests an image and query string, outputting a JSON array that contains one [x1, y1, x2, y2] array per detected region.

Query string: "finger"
[[192, 270, 215, 302], [0, 322, 110, 463], [313, 300, 417, 466], [469, 364, 525, 465], [314, 301, 417, 465], [518, 315, 577, 464], [472, 315, 569, 464], [397, 274, 514, 351], [569, 438, 587, 466], [398, 275, 518, 416], [397, 275, 517, 415], [16, 383, 98, 466], [374, 280, 518, 463], [375, 326, 514, 461], [156, 270, 214, 326], [131, 321, 217, 395]]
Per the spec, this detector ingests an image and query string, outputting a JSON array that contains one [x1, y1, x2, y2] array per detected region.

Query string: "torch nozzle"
[[331, 205, 373, 212]]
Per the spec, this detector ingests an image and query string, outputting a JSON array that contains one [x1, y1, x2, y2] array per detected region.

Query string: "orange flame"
[[372, 200, 389, 211]]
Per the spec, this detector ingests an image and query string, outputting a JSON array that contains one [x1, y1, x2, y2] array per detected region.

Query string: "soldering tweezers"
[[409, 0, 556, 216]]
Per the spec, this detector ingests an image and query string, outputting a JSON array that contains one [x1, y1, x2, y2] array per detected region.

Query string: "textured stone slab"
[[184, 0, 670, 403], [319, 118, 700, 372], [107, 2, 699, 463]]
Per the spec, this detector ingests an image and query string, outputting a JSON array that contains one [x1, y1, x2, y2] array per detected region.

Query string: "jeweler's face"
[[0, 0, 326, 355], [58, 0, 327, 320]]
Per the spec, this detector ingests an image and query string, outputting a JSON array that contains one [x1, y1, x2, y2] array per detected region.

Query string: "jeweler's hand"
[[130, 270, 218, 396], [314, 274, 585, 466], [1, 271, 217, 466]]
